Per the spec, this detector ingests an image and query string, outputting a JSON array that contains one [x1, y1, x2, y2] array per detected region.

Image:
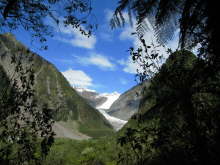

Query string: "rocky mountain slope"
[[75, 87, 108, 108], [0, 33, 113, 139], [75, 88, 126, 130], [98, 109, 127, 131], [108, 83, 148, 120], [96, 92, 121, 110], [75, 87, 120, 110]]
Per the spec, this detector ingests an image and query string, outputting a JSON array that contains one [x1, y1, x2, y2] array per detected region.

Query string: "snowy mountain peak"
[[74, 87, 120, 110], [100, 91, 120, 97], [75, 87, 96, 93], [97, 92, 120, 110], [74, 87, 126, 131]]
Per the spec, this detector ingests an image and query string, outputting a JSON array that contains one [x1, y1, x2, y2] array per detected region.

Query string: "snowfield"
[[96, 92, 120, 109], [75, 87, 127, 131], [96, 92, 127, 131], [98, 109, 127, 131]]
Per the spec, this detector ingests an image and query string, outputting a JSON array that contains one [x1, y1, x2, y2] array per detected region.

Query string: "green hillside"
[[43, 137, 117, 165], [0, 33, 113, 138], [117, 50, 220, 165]]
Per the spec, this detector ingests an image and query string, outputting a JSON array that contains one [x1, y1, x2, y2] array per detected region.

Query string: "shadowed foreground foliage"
[[117, 50, 220, 165], [0, 33, 114, 139], [0, 61, 54, 165], [0, 0, 96, 49], [40, 50, 220, 165], [112, 0, 218, 66]]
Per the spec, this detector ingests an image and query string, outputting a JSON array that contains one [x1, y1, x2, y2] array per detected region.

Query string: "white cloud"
[[120, 78, 128, 85], [118, 17, 173, 74], [118, 57, 143, 74], [57, 35, 96, 49], [119, 26, 136, 41], [71, 35, 96, 49], [117, 59, 126, 65], [102, 9, 131, 42], [166, 29, 179, 51], [119, 19, 155, 47], [75, 53, 115, 70], [51, 17, 97, 49], [123, 60, 139, 74], [104, 9, 114, 22], [118, 26, 141, 74], [105, 9, 131, 24], [62, 68, 93, 88]]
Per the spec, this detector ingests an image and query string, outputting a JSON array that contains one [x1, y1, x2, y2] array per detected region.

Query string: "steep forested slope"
[[117, 50, 220, 165], [0, 33, 113, 138]]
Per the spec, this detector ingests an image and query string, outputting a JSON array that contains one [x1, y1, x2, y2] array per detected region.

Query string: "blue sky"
[[10, 0, 178, 94]]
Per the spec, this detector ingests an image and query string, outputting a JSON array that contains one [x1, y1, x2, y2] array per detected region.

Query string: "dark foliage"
[[128, 35, 165, 83], [0, 52, 55, 165], [112, 0, 219, 68], [0, 0, 96, 49], [117, 50, 220, 165], [113, 1, 220, 164]]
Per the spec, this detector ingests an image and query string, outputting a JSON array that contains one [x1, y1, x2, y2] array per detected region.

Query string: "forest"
[[0, 0, 219, 165]]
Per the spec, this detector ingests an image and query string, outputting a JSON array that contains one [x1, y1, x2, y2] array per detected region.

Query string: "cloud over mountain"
[[62, 68, 93, 88], [51, 17, 97, 49], [75, 53, 115, 70]]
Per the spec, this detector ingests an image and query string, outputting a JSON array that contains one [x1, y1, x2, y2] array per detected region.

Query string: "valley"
[[75, 87, 128, 130], [0, 1, 218, 164], [0, 33, 116, 139], [0, 33, 140, 139], [1, 33, 219, 165], [0, 34, 141, 165]]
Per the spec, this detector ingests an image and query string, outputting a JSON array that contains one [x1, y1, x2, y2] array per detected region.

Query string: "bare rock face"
[[0, 33, 113, 139], [75, 88, 107, 108], [108, 83, 149, 121], [75, 88, 126, 131]]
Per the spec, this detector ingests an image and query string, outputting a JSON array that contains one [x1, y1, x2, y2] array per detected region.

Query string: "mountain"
[[75, 87, 108, 108], [75, 87, 120, 110], [0, 33, 113, 139], [96, 92, 121, 110], [117, 50, 220, 164], [98, 109, 127, 131], [75, 88, 126, 130], [108, 83, 149, 121]]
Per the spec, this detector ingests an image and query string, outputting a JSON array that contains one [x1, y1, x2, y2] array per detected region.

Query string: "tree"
[[0, 47, 54, 165], [117, 50, 220, 165], [112, 3, 220, 164], [0, 0, 96, 49], [0, 1, 97, 163], [111, 0, 218, 67]]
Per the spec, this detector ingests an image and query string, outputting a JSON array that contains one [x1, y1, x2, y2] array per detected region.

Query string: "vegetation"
[[117, 50, 220, 165], [0, 51, 54, 164], [34, 58, 113, 138], [0, 33, 113, 139], [0, 0, 219, 165], [112, 0, 218, 63], [111, 1, 219, 164], [0, 136, 117, 165], [0, 0, 96, 49], [43, 137, 117, 165]]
